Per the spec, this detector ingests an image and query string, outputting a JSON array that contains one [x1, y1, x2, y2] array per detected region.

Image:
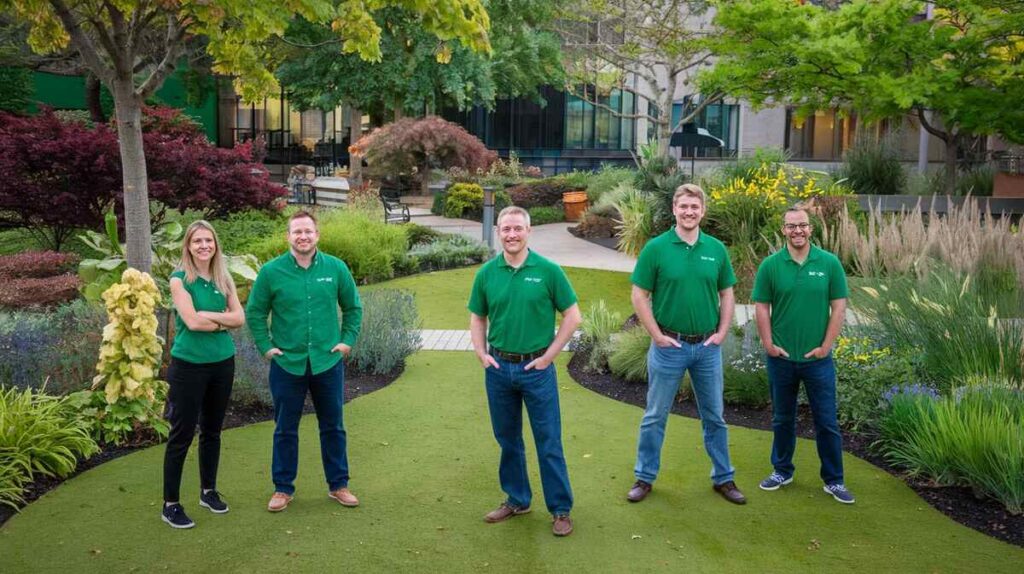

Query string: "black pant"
[[163, 356, 234, 502]]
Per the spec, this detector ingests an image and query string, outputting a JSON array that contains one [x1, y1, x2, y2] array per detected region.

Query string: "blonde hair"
[[672, 183, 706, 206], [178, 220, 235, 296], [497, 205, 531, 226]]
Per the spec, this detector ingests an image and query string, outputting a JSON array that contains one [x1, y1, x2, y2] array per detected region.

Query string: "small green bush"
[[956, 165, 995, 197], [247, 210, 410, 284], [230, 329, 273, 408], [835, 133, 907, 195], [722, 351, 771, 408], [408, 234, 490, 272], [528, 206, 564, 226], [444, 183, 486, 219], [579, 300, 622, 373], [586, 165, 637, 203], [210, 209, 287, 256], [877, 383, 1024, 514], [349, 289, 422, 375], [0, 385, 99, 509], [403, 223, 443, 246], [613, 185, 653, 257], [431, 190, 448, 216], [608, 326, 651, 383]]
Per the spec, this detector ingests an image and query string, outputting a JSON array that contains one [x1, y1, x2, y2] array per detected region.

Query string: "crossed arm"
[[170, 277, 245, 333]]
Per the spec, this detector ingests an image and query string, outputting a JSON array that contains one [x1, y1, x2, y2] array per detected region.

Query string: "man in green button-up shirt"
[[246, 211, 363, 512]]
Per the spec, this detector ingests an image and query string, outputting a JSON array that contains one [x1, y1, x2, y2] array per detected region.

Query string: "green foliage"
[[584, 166, 637, 203], [877, 384, 1024, 514], [348, 289, 422, 375], [579, 300, 623, 373], [722, 352, 771, 408], [835, 133, 907, 195], [608, 326, 651, 384], [407, 234, 490, 272], [613, 185, 653, 257], [431, 190, 449, 216], [634, 153, 687, 234], [444, 183, 486, 218], [0, 66, 31, 113], [956, 165, 995, 197], [402, 223, 443, 246], [528, 206, 564, 226], [833, 334, 918, 430], [210, 209, 288, 256], [247, 209, 410, 284], [0, 385, 100, 509], [854, 270, 1024, 388]]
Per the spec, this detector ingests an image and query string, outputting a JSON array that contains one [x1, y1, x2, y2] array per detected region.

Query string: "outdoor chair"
[[380, 189, 410, 224]]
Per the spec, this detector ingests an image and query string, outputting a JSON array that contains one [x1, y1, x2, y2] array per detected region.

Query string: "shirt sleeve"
[[245, 265, 274, 355], [550, 265, 578, 313], [718, 246, 738, 290], [829, 256, 849, 300], [467, 267, 488, 316], [630, 242, 656, 291], [751, 258, 773, 303], [337, 261, 363, 347]]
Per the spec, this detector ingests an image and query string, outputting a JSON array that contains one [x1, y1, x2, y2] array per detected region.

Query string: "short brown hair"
[[672, 183, 706, 206], [289, 210, 318, 229]]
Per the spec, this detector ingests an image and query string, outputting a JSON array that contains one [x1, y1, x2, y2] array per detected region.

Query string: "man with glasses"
[[626, 184, 746, 506], [469, 205, 582, 536], [752, 207, 855, 504]]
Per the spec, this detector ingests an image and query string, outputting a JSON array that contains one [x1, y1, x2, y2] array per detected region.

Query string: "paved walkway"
[[410, 209, 635, 272]]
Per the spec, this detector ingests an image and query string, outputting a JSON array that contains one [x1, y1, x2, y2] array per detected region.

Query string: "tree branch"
[[47, 0, 114, 85], [670, 92, 725, 133], [137, 16, 187, 100], [916, 107, 950, 142], [103, 0, 133, 78]]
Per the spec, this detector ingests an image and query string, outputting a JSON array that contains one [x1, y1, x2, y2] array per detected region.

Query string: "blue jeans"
[[635, 341, 735, 485], [765, 355, 844, 485], [484, 357, 573, 515], [269, 360, 348, 495]]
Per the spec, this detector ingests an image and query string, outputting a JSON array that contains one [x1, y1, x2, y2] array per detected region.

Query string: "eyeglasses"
[[783, 223, 811, 231]]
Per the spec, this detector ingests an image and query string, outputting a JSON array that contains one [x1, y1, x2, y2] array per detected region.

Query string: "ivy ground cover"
[[1, 352, 1021, 572]]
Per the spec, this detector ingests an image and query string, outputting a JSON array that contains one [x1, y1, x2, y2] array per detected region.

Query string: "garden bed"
[[0, 366, 402, 528], [566, 350, 1024, 548]]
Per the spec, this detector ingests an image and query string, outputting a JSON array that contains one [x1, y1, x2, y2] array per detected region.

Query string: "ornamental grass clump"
[[608, 326, 651, 383], [613, 185, 653, 257], [72, 268, 168, 445], [579, 300, 623, 373]]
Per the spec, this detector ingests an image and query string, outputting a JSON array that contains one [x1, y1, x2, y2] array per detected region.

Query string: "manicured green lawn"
[[367, 266, 634, 329], [2, 352, 1020, 573]]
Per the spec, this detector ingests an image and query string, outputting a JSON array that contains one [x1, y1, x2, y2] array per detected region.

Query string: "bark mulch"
[[567, 350, 1024, 549], [0, 367, 401, 528]]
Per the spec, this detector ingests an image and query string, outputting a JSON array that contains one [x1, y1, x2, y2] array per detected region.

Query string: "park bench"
[[380, 189, 410, 224]]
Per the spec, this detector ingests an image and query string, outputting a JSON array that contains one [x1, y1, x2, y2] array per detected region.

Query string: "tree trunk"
[[393, 96, 403, 121], [349, 106, 362, 187], [943, 135, 959, 195], [419, 161, 430, 196], [85, 74, 106, 124], [112, 80, 153, 272]]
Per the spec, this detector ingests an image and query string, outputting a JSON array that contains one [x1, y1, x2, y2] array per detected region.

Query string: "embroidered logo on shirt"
[[316, 277, 334, 283], [808, 271, 826, 277], [524, 277, 543, 283], [700, 256, 717, 262]]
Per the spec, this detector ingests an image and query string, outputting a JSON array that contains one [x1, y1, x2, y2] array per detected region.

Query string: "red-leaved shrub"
[[0, 251, 79, 279], [0, 274, 81, 308], [507, 178, 578, 209], [352, 116, 496, 195]]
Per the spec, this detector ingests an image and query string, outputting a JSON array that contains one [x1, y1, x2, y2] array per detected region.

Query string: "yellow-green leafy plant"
[[71, 268, 169, 444]]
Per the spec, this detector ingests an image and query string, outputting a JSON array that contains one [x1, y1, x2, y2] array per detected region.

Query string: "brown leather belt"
[[658, 325, 714, 345], [490, 347, 546, 363]]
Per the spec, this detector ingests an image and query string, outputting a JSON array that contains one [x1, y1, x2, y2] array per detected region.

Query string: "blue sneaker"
[[758, 472, 793, 491], [823, 483, 856, 504]]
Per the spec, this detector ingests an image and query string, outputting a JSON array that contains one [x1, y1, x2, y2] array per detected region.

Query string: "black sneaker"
[[199, 490, 229, 514], [162, 503, 195, 529]]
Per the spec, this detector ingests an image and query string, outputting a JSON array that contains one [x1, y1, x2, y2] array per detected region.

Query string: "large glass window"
[[670, 99, 740, 157], [785, 108, 856, 160]]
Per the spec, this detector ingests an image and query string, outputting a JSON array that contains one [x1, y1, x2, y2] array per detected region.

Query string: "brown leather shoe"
[[483, 502, 531, 523], [552, 514, 573, 537], [267, 492, 292, 512], [328, 487, 359, 507], [627, 480, 652, 502], [713, 481, 747, 505]]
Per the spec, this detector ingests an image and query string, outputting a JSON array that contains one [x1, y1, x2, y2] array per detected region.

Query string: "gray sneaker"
[[759, 472, 793, 491], [824, 483, 856, 504]]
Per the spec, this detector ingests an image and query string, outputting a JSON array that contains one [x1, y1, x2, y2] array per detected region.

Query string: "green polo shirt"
[[169, 270, 235, 364], [245, 250, 363, 376], [468, 250, 578, 354], [631, 229, 736, 335], [751, 244, 848, 362]]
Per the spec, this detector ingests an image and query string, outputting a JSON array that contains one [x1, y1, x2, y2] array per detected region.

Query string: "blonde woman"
[[162, 221, 244, 529]]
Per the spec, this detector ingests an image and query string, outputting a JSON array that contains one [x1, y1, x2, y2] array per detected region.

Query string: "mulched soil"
[[567, 350, 1024, 548], [0, 367, 402, 529]]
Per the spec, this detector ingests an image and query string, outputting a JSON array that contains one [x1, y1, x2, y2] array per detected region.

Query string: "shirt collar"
[[498, 249, 537, 269], [781, 244, 820, 264], [670, 228, 704, 247], [288, 249, 321, 269]]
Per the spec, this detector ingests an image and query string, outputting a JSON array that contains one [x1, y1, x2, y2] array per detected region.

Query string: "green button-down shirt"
[[245, 250, 362, 376]]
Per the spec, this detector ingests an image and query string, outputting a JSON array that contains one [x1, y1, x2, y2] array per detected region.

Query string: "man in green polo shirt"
[[468, 205, 582, 537], [626, 183, 747, 506], [752, 207, 854, 504], [246, 210, 363, 513]]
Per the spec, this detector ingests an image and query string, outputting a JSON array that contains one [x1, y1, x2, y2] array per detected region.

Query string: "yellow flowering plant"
[[69, 269, 169, 445]]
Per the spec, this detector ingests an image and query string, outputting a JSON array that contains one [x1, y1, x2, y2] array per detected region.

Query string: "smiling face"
[[782, 209, 812, 250], [498, 212, 531, 256], [187, 227, 217, 265], [288, 215, 320, 256], [672, 193, 705, 232]]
